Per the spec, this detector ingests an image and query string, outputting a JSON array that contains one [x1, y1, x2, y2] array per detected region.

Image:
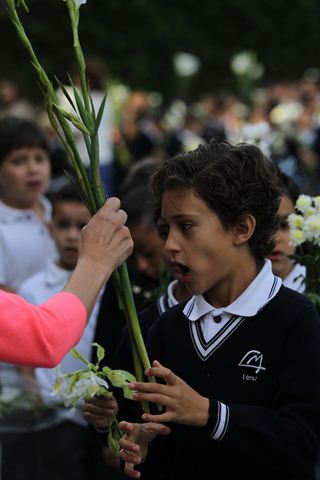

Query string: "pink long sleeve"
[[0, 290, 86, 367]]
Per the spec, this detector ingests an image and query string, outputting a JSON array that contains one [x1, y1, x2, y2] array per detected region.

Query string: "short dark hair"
[[0, 116, 49, 164], [150, 140, 283, 261], [49, 184, 85, 217], [121, 185, 156, 230], [277, 169, 300, 205]]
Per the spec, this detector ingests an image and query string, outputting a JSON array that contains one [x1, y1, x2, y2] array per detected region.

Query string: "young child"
[[118, 141, 320, 480], [268, 170, 305, 292], [0, 116, 56, 292], [11, 184, 109, 480]]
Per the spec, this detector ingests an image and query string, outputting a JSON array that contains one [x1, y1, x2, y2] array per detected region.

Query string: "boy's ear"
[[232, 214, 256, 245]]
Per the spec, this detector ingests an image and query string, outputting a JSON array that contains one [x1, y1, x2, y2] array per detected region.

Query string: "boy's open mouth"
[[170, 261, 191, 281]]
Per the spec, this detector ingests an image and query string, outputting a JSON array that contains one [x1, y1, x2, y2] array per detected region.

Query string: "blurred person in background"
[[0, 79, 36, 120]]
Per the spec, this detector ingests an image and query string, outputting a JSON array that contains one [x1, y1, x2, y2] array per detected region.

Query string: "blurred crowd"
[[2, 62, 320, 198]]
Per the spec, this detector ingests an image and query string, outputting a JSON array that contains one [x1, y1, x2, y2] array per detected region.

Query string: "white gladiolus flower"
[[52, 369, 109, 408], [290, 228, 305, 247], [63, 0, 87, 7], [288, 213, 304, 229], [296, 194, 313, 213]]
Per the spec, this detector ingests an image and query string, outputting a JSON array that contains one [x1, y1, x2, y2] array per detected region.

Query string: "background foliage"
[[0, 0, 320, 104]]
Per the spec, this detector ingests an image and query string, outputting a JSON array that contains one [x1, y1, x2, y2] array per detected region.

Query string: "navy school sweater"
[[136, 286, 320, 480]]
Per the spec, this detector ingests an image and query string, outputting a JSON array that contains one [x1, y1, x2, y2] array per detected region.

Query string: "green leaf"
[[17, 0, 29, 12], [55, 76, 77, 112], [91, 342, 105, 365], [93, 92, 107, 136]]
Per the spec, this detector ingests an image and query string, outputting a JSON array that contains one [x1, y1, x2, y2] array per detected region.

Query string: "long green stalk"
[[6, 0, 154, 404]]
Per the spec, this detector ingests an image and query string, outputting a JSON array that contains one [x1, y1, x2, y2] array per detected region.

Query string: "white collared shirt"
[[183, 259, 282, 342], [283, 263, 306, 294], [0, 198, 57, 289], [18, 261, 102, 426]]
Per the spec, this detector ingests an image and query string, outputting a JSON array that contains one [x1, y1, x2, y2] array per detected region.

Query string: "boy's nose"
[[27, 158, 43, 172], [66, 226, 82, 240], [164, 232, 180, 253]]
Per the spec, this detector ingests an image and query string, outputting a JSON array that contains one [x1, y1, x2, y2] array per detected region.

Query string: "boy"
[[118, 141, 320, 480], [0, 116, 56, 292], [268, 170, 306, 292]]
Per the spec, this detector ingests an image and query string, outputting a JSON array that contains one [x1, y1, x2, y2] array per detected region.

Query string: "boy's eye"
[[55, 220, 86, 230], [35, 154, 49, 164], [279, 220, 289, 230], [11, 157, 25, 166], [157, 225, 169, 240], [180, 223, 192, 232]]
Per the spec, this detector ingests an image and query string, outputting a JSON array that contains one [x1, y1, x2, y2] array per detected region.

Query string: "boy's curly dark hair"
[[150, 140, 284, 261]]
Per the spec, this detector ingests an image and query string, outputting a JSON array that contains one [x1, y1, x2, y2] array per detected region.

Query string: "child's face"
[[0, 147, 51, 208], [129, 221, 164, 281], [160, 188, 238, 298], [267, 195, 295, 280], [50, 201, 91, 271]]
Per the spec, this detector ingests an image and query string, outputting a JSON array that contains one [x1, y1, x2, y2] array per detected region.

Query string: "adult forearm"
[[63, 258, 111, 319], [0, 290, 86, 367]]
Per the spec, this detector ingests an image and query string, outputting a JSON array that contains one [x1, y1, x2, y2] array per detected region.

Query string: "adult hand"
[[129, 360, 210, 427], [79, 197, 133, 276], [83, 395, 118, 429], [119, 421, 171, 479], [64, 197, 133, 316]]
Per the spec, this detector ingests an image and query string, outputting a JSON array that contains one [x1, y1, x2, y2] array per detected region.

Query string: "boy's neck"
[[205, 257, 262, 309], [2, 197, 38, 210], [2, 198, 45, 221], [56, 259, 75, 272]]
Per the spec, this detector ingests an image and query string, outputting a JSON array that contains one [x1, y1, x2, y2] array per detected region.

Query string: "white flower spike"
[[62, 0, 87, 7]]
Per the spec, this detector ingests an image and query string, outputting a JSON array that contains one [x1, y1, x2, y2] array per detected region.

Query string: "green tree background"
[[0, 0, 319, 104]]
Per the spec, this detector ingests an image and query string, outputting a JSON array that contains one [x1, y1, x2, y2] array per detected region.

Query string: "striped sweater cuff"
[[204, 398, 229, 441]]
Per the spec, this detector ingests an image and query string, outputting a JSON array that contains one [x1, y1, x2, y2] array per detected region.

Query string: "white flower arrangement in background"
[[288, 194, 320, 307]]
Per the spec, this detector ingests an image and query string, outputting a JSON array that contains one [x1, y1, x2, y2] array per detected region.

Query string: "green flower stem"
[[65, 0, 102, 194], [118, 263, 153, 374], [65, 0, 90, 113], [70, 347, 92, 367]]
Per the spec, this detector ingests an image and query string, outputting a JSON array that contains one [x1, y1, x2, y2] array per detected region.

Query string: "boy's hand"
[[119, 421, 171, 479], [129, 360, 210, 427], [83, 395, 118, 429]]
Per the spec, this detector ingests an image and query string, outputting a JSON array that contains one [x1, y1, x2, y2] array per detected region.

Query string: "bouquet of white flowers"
[[288, 194, 320, 307]]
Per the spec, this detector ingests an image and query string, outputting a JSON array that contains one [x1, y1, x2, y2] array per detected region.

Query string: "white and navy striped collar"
[[183, 259, 282, 321], [283, 263, 306, 294], [157, 280, 179, 315]]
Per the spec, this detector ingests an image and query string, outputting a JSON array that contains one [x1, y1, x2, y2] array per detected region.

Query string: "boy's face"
[[0, 147, 51, 208], [160, 188, 237, 299], [129, 221, 164, 281], [267, 195, 295, 280], [50, 201, 91, 271]]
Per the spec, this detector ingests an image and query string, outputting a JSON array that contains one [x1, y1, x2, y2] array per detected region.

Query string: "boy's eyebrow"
[[163, 213, 199, 221]]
